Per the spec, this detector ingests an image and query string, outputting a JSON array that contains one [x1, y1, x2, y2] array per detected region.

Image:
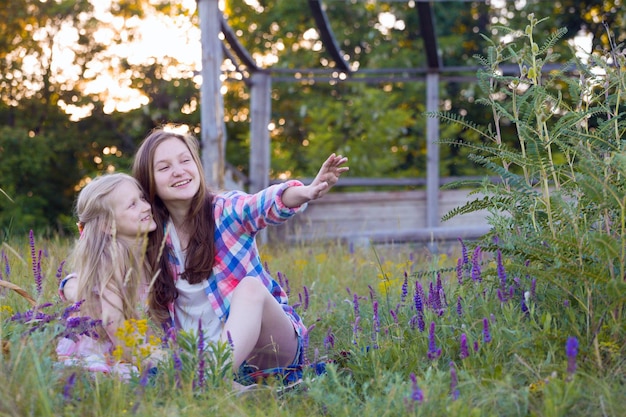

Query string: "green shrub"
[[436, 14, 626, 372]]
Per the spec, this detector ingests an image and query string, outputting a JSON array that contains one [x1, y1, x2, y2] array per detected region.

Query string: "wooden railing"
[[265, 177, 494, 244]]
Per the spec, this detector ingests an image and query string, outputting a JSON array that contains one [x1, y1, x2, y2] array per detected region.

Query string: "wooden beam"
[[249, 72, 271, 194], [416, 2, 441, 70], [426, 72, 440, 230], [308, 0, 352, 73], [198, 0, 227, 189], [220, 14, 259, 71]]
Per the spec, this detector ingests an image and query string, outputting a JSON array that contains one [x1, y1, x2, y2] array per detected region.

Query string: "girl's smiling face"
[[110, 180, 157, 242], [152, 137, 201, 207]]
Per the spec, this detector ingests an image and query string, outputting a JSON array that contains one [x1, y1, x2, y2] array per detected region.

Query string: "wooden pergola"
[[196, 0, 493, 243]]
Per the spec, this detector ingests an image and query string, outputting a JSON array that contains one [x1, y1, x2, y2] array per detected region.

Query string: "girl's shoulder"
[[59, 273, 79, 302]]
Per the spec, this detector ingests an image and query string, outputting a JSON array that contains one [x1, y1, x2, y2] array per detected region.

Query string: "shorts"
[[234, 334, 304, 386]]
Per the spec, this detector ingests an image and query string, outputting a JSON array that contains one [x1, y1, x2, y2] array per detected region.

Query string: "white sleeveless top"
[[169, 221, 223, 344]]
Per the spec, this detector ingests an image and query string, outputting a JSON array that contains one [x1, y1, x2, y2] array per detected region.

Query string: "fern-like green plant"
[[434, 13, 626, 371]]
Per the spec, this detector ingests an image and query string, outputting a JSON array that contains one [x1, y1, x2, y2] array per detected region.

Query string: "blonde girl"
[[57, 173, 159, 375]]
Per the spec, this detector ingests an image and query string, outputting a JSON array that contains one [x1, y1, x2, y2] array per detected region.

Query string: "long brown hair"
[[132, 128, 216, 323]]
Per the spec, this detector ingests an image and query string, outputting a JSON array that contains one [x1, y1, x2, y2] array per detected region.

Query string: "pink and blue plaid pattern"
[[164, 180, 308, 338]]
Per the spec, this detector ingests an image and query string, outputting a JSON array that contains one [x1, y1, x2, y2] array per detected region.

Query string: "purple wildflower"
[[302, 332, 311, 365], [497, 249, 506, 288], [497, 288, 506, 303], [29, 231, 43, 295], [456, 296, 463, 317], [226, 330, 234, 349], [303, 285, 309, 311], [458, 238, 469, 265], [413, 282, 424, 313], [473, 340, 479, 352], [2, 250, 9, 278], [436, 273, 443, 295], [566, 336, 579, 377], [368, 285, 376, 302], [172, 350, 183, 388], [483, 317, 492, 343], [284, 277, 290, 296], [352, 316, 361, 345], [353, 292, 360, 318], [324, 327, 335, 350], [372, 299, 380, 334], [456, 257, 463, 285], [439, 287, 447, 309], [417, 281, 425, 308], [276, 271, 284, 287], [138, 364, 152, 388], [35, 249, 43, 296], [417, 311, 425, 333], [409, 372, 424, 403], [390, 308, 399, 324], [401, 272, 408, 304], [459, 333, 469, 360], [61, 300, 84, 319], [471, 246, 482, 282], [63, 372, 77, 401], [429, 281, 441, 312], [427, 321, 441, 360], [55, 260, 66, 281], [166, 326, 178, 343], [450, 361, 459, 400], [521, 296, 529, 315]]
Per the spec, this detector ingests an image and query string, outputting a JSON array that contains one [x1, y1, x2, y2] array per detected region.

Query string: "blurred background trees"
[[0, 0, 623, 238]]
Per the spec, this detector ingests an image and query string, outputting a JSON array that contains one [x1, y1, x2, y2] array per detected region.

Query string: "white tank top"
[[169, 221, 223, 345]]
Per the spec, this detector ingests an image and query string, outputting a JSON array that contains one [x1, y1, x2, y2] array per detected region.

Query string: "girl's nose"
[[171, 163, 183, 176]]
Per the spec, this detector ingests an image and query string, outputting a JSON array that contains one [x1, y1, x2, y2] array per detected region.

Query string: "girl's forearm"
[[281, 184, 311, 208]]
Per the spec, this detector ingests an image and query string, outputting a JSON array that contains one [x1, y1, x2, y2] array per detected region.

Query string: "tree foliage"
[[1, 0, 624, 234]]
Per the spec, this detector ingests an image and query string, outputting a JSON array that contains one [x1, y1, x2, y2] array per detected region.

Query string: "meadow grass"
[[0, 234, 624, 417]]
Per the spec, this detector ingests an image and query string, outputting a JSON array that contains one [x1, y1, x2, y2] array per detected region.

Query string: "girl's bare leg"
[[221, 276, 299, 370]]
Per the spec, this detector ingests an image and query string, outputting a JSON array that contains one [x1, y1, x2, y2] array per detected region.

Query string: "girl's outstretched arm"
[[281, 153, 349, 208]]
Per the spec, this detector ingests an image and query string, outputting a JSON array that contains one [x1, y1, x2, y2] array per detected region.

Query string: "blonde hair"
[[69, 173, 151, 332]]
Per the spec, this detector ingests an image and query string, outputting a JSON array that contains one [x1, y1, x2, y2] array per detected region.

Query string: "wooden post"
[[197, 0, 226, 190], [249, 71, 271, 193], [426, 72, 440, 231]]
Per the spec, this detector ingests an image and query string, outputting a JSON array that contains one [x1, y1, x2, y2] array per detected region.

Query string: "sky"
[[53, 0, 594, 120], [59, 0, 202, 119]]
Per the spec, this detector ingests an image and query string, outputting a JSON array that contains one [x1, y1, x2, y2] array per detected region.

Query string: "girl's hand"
[[308, 153, 349, 200], [281, 153, 349, 207]]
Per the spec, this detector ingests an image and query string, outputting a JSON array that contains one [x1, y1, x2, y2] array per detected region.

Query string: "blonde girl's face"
[[152, 137, 201, 207], [110, 180, 157, 242]]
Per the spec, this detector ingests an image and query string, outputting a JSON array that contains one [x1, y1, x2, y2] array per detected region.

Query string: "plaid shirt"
[[164, 180, 308, 337]]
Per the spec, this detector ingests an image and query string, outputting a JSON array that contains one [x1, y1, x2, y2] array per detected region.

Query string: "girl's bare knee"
[[233, 276, 267, 304]]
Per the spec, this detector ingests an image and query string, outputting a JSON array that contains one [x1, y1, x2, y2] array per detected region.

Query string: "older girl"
[[132, 128, 348, 384]]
